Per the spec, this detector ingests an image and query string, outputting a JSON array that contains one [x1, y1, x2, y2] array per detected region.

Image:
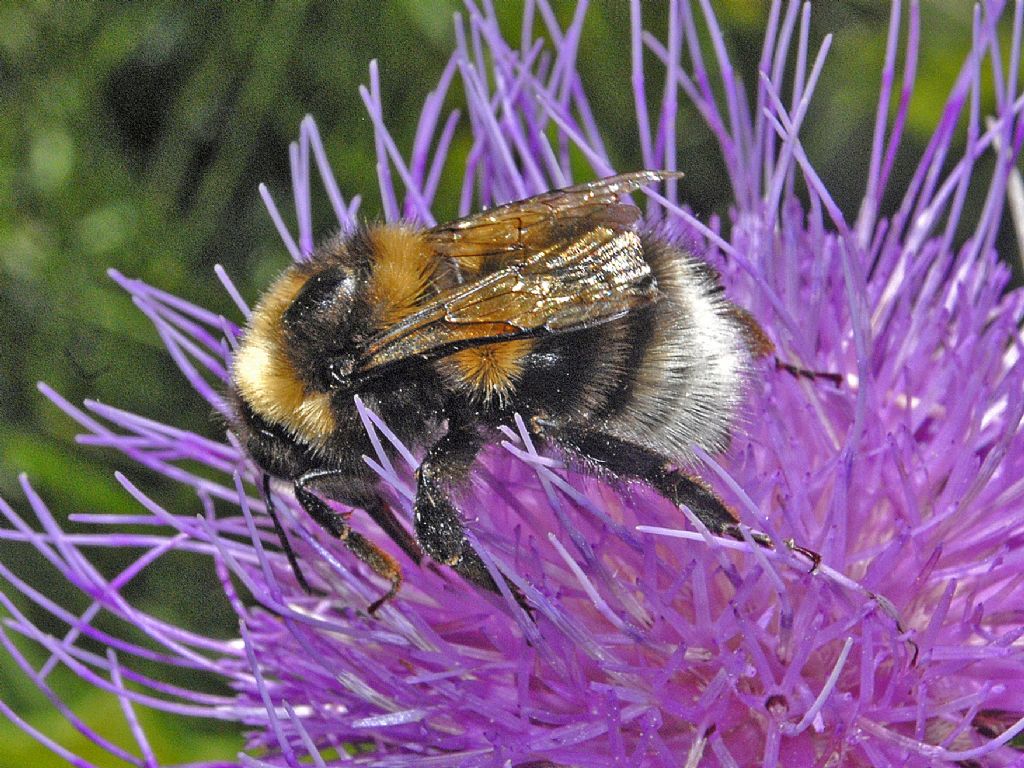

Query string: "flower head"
[[3, 1, 1024, 766]]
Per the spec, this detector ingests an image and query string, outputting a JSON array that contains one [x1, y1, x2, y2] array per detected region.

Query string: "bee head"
[[280, 264, 360, 391], [231, 261, 363, 451]]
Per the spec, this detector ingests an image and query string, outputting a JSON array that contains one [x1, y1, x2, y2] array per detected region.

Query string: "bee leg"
[[415, 428, 529, 609], [552, 428, 820, 568], [262, 474, 312, 593], [414, 428, 488, 581], [358, 495, 423, 565], [775, 358, 844, 386], [730, 305, 842, 386], [294, 470, 403, 614]]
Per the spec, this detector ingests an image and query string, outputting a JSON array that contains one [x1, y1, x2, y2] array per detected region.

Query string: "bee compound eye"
[[282, 267, 355, 338]]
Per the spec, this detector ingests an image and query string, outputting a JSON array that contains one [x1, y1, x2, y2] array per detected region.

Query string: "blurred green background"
[[0, 1, 1017, 765]]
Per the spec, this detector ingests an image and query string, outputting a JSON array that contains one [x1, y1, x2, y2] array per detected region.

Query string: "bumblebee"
[[229, 171, 784, 612]]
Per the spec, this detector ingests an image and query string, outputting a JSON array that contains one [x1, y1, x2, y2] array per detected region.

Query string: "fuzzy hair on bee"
[[229, 171, 801, 613]]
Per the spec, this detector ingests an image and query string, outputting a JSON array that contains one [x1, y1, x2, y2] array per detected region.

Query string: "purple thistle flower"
[[4, 1, 1024, 766]]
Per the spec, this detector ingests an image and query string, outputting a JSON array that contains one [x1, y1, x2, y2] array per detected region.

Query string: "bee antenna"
[[262, 473, 313, 594]]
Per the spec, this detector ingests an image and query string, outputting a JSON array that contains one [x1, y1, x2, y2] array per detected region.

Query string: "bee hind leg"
[[294, 470, 403, 614], [550, 427, 819, 567], [775, 358, 844, 386]]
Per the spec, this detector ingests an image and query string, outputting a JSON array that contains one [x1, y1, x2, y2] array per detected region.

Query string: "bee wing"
[[356, 226, 657, 376], [424, 170, 682, 269]]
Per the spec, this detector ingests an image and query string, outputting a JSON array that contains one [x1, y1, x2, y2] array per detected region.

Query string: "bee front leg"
[[294, 470, 403, 614], [262, 473, 312, 593]]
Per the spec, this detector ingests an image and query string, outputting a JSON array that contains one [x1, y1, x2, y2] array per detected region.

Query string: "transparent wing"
[[424, 170, 682, 272], [356, 226, 657, 376]]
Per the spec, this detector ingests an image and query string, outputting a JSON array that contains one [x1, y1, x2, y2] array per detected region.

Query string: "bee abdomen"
[[595, 235, 750, 463], [514, 234, 752, 466]]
